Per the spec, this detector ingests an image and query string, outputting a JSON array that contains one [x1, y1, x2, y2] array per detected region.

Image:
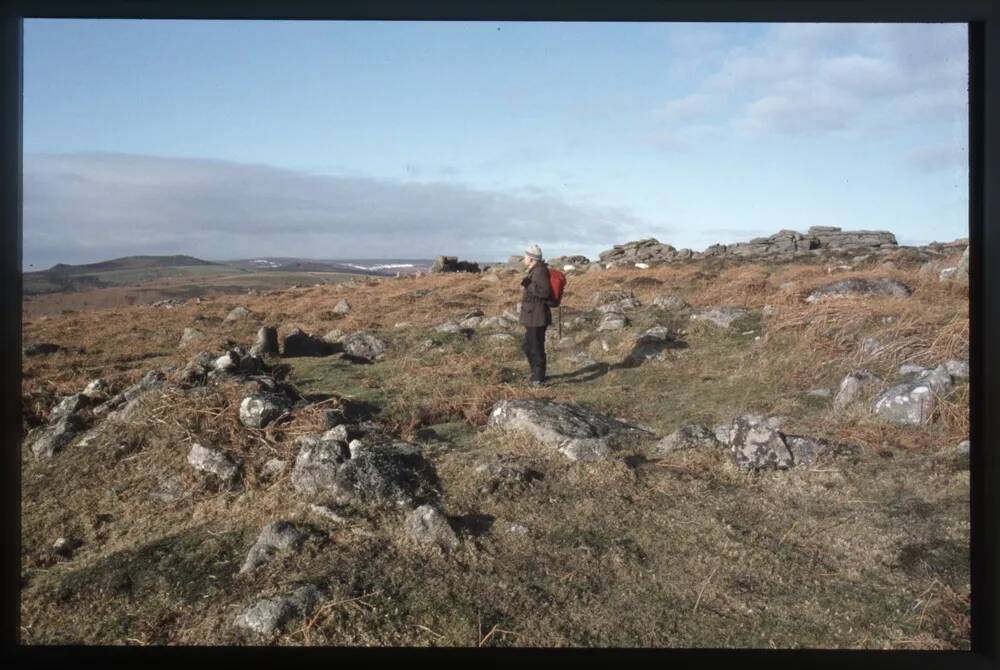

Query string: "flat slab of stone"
[[488, 399, 651, 461], [805, 277, 912, 303], [690, 307, 750, 329], [653, 424, 721, 454]]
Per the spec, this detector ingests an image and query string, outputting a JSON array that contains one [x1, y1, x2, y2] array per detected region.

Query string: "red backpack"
[[547, 268, 566, 307]]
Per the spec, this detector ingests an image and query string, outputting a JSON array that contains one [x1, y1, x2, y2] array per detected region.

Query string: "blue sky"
[[23, 20, 968, 268]]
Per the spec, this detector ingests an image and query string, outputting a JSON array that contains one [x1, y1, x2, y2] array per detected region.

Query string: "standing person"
[[519, 244, 552, 386]]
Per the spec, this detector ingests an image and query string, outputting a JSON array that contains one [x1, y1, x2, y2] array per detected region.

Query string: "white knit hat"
[[525, 244, 543, 260]]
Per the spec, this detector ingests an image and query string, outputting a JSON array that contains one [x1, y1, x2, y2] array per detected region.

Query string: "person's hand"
[[520, 276, 531, 287]]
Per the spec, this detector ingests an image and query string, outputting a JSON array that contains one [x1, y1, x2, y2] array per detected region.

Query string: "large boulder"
[[234, 584, 321, 637], [487, 399, 652, 461], [250, 326, 279, 357], [281, 328, 333, 357], [293, 438, 437, 509], [332, 298, 351, 315], [239, 521, 306, 574], [805, 277, 911, 303]]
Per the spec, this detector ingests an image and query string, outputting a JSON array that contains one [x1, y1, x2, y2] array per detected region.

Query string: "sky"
[[23, 20, 968, 269]]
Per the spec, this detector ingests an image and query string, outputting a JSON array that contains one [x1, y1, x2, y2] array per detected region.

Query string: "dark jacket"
[[520, 261, 552, 327]]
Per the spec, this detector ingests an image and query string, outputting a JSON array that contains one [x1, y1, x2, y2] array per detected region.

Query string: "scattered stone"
[[859, 337, 884, 356], [833, 370, 883, 410], [291, 436, 350, 498], [625, 327, 676, 364], [321, 329, 345, 344], [212, 350, 241, 373], [234, 584, 321, 637], [690, 307, 750, 329], [239, 521, 306, 574], [225, 306, 250, 323], [783, 435, 829, 466], [506, 523, 529, 535], [81, 379, 111, 401], [652, 294, 688, 311], [872, 368, 953, 425], [653, 424, 721, 454], [50, 393, 87, 422], [149, 474, 184, 503], [187, 443, 240, 485], [939, 267, 958, 281], [307, 503, 348, 524], [474, 462, 539, 493], [805, 277, 912, 303], [52, 536, 81, 557], [944, 359, 970, 380], [333, 298, 351, 315], [597, 297, 641, 313], [179, 351, 214, 386], [29, 414, 85, 459], [249, 326, 279, 357], [898, 363, 928, 377], [404, 504, 460, 550], [459, 316, 484, 329], [729, 415, 793, 470], [282, 328, 333, 357], [488, 399, 652, 461], [23, 342, 61, 356], [238, 394, 292, 429], [434, 322, 462, 334], [323, 424, 351, 443], [488, 333, 518, 344], [342, 332, 388, 361], [597, 312, 628, 332], [955, 246, 970, 279], [179, 328, 205, 348], [261, 458, 288, 481], [806, 388, 832, 398]]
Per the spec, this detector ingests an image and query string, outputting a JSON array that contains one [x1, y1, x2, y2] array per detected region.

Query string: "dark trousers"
[[522, 326, 547, 382]]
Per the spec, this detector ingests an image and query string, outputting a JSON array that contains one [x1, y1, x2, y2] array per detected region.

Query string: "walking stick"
[[559, 304, 562, 340]]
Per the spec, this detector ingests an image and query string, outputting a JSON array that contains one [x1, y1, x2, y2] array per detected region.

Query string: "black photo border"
[[2, 2, 996, 668]]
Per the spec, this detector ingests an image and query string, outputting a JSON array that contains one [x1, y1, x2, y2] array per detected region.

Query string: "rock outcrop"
[[430, 256, 480, 273]]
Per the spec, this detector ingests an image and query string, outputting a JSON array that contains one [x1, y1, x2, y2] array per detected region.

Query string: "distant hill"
[[43, 255, 220, 276], [23, 255, 240, 296]]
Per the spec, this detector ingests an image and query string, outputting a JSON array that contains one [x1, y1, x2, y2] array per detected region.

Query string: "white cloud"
[[24, 153, 653, 268], [904, 144, 966, 173], [657, 23, 967, 139]]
